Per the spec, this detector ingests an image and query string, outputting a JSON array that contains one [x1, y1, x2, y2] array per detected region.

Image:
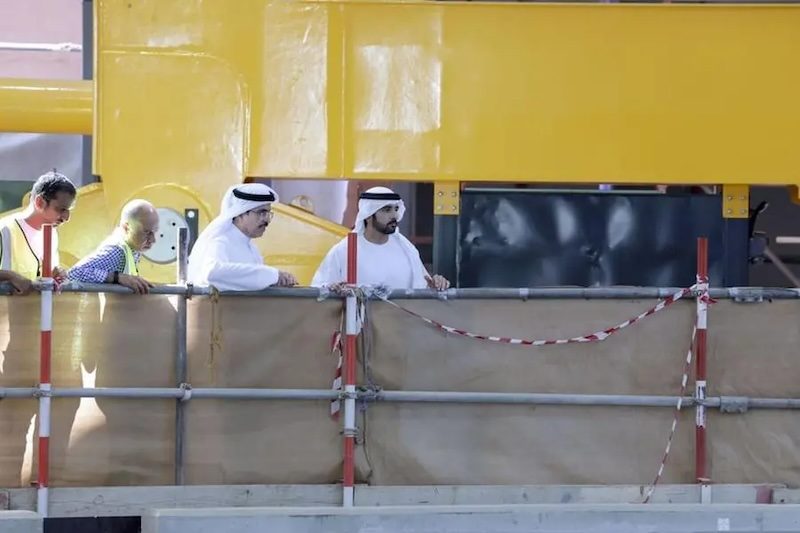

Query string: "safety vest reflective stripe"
[[120, 242, 139, 276]]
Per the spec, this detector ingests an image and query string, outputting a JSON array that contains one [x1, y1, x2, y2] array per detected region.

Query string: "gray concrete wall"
[[0, 511, 42, 533], [142, 503, 800, 533]]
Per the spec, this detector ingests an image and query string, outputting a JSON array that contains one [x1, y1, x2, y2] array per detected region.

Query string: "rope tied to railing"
[[328, 284, 375, 417], [329, 308, 345, 418], [208, 286, 223, 385]]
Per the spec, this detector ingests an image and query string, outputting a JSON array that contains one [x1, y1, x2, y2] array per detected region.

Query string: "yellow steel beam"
[[68, 0, 793, 207], [0, 78, 92, 135], [94, 1, 800, 197]]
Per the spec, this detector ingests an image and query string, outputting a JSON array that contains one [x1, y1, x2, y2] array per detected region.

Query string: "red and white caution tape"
[[329, 299, 364, 418], [642, 325, 697, 504], [329, 329, 343, 418], [379, 284, 707, 499], [642, 278, 715, 503], [381, 286, 694, 346]]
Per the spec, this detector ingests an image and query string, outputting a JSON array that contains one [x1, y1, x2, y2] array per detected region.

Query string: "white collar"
[[229, 223, 252, 246]]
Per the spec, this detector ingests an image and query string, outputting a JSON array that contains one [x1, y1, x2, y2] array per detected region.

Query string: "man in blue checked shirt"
[[68, 199, 159, 294]]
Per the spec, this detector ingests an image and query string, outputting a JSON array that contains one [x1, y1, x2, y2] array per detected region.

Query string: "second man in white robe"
[[187, 183, 297, 290]]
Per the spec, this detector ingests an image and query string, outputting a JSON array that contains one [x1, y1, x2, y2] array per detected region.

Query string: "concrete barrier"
[[143, 503, 800, 533], [0, 511, 42, 533]]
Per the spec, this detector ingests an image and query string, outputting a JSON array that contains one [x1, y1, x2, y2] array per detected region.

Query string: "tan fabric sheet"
[[184, 297, 342, 485], [0, 294, 797, 487]]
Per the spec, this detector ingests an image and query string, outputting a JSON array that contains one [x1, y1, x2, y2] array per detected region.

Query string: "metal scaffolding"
[[2, 231, 799, 515]]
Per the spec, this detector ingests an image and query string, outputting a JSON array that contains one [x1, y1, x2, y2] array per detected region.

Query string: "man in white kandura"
[[311, 186, 450, 290], [188, 183, 297, 290]]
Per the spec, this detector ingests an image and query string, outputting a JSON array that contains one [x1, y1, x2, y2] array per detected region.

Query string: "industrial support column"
[[722, 184, 750, 286], [433, 182, 460, 286], [37, 225, 54, 517], [174, 227, 189, 484], [695, 237, 711, 502], [342, 232, 359, 507], [82, 0, 94, 184]]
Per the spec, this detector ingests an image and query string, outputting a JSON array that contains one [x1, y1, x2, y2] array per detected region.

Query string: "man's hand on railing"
[[7, 272, 33, 295], [118, 273, 154, 294], [426, 274, 450, 291], [275, 271, 298, 287], [328, 281, 347, 295], [52, 266, 68, 284]]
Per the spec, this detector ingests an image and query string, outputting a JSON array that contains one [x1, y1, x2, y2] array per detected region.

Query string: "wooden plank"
[[3, 484, 786, 517], [7, 485, 340, 517]]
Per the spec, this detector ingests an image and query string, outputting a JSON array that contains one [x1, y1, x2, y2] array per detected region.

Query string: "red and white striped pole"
[[695, 237, 710, 500], [342, 231, 358, 507], [38, 224, 54, 516]]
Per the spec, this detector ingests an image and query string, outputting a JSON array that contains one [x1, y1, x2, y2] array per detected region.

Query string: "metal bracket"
[[36, 278, 55, 291], [358, 387, 381, 403], [33, 384, 51, 398], [729, 288, 765, 304], [434, 182, 460, 216], [722, 184, 749, 219], [179, 383, 193, 402], [339, 389, 358, 401], [719, 396, 749, 413], [184, 208, 199, 253]]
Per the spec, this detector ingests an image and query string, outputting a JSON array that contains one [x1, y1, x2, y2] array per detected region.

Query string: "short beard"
[[370, 215, 397, 235]]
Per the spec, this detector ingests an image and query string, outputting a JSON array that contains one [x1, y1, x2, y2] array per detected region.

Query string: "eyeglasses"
[[250, 208, 274, 220]]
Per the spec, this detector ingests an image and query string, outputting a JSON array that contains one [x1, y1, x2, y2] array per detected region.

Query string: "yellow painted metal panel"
[[265, 203, 349, 284], [0, 79, 92, 135], [95, 50, 247, 222], [89, 0, 350, 283], [56, 184, 114, 269], [94, 1, 800, 192], [327, 2, 800, 186]]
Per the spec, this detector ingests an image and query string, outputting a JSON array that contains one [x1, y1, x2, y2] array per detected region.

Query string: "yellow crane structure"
[[1, 0, 800, 282]]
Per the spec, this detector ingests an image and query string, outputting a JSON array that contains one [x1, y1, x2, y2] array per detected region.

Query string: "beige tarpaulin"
[[0, 293, 798, 487]]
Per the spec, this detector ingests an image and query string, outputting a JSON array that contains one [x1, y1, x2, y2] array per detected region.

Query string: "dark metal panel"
[[748, 186, 800, 287], [184, 208, 199, 253], [433, 215, 458, 285], [458, 190, 727, 288], [45, 517, 140, 533], [723, 218, 749, 286]]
